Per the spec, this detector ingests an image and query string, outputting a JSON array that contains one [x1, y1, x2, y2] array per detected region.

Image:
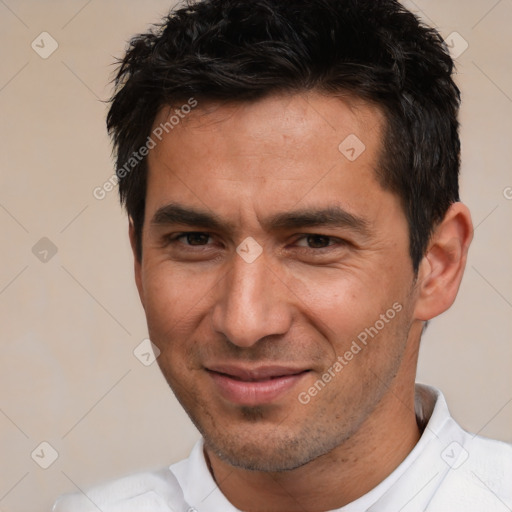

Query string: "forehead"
[[152, 91, 384, 148], [149, 92, 384, 175], [144, 92, 393, 231]]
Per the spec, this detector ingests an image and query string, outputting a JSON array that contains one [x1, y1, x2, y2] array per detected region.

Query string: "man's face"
[[134, 92, 421, 471]]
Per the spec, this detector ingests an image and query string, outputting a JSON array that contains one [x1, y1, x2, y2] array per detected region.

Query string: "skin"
[[129, 92, 473, 511]]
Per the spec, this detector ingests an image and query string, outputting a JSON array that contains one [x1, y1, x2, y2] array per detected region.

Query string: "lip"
[[206, 365, 310, 406]]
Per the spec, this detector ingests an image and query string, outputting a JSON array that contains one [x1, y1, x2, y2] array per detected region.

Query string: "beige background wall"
[[1, 1, 511, 510]]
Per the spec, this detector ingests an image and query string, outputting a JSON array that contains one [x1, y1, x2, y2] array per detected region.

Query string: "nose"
[[210, 249, 292, 348]]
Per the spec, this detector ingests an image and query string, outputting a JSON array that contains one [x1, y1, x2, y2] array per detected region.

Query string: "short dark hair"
[[106, 0, 461, 273]]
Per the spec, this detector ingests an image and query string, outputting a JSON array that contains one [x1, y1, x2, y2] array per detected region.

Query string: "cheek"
[[287, 266, 410, 365], [141, 264, 212, 344], [283, 266, 390, 330]]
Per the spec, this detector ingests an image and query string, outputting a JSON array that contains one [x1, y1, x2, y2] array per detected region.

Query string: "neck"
[[205, 381, 422, 512]]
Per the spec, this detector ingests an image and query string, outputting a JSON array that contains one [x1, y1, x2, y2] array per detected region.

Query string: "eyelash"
[[165, 232, 346, 251]]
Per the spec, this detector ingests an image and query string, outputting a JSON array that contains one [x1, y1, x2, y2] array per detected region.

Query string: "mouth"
[[205, 365, 311, 406]]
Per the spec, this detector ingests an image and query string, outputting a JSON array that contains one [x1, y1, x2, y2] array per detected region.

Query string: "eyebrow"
[[151, 203, 371, 236]]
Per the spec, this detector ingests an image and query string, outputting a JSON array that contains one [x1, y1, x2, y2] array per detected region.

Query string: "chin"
[[202, 421, 339, 472]]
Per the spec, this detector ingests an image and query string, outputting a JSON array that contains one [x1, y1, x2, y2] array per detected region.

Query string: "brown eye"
[[180, 232, 211, 245], [165, 232, 213, 247], [305, 235, 331, 249], [295, 234, 338, 249]]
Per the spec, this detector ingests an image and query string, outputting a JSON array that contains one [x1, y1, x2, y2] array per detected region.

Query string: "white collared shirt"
[[53, 384, 512, 511]]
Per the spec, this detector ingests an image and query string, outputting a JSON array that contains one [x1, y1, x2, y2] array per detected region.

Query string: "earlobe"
[[128, 218, 145, 309], [413, 202, 473, 321]]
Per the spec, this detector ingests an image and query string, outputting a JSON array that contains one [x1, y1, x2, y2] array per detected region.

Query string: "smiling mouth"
[[205, 366, 311, 406], [213, 371, 308, 382]]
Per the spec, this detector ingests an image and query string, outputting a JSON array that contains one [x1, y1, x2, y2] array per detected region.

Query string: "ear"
[[413, 202, 473, 321], [129, 218, 145, 310]]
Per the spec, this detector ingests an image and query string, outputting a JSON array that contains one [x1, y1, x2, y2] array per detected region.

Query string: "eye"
[[295, 234, 343, 249], [161, 232, 222, 262], [173, 232, 212, 246]]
